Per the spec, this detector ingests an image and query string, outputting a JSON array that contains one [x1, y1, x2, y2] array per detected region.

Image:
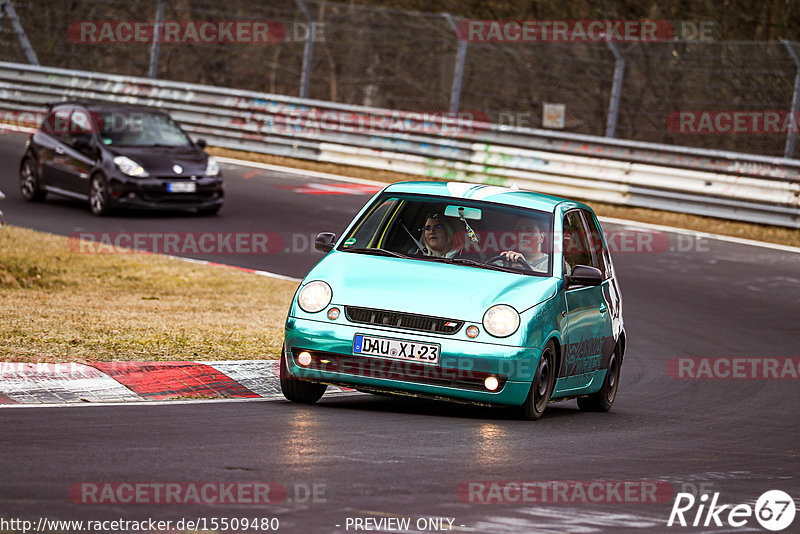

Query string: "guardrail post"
[[443, 13, 466, 113], [782, 40, 800, 159], [296, 0, 315, 99], [1, 0, 38, 65], [148, 0, 164, 79], [604, 40, 625, 138]]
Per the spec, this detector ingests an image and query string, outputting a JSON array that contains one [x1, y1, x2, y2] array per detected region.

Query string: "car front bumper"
[[107, 175, 224, 210], [284, 315, 540, 406]]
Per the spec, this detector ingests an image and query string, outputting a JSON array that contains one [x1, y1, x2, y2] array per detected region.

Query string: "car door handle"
[[599, 304, 607, 315], [55, 146, 65, 155]]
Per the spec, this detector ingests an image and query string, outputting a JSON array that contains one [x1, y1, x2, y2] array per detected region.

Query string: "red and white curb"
[[0, 361, 352, 405]]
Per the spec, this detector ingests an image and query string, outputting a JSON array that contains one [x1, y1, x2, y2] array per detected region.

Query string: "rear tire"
[[578, 344, 621, 412], [517, 340, 557, 420], [280, 352, 327, 404], [20, 158, 46, 202]]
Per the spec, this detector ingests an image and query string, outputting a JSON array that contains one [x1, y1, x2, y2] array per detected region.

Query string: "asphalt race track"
[[0, 132, 373, 279], [1, 130, 799, 533]]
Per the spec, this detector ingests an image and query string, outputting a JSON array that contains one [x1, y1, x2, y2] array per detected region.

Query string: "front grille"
[[345, 306, 463, 334], [139, 191, 219, 203], [291, 349, 507, 392]]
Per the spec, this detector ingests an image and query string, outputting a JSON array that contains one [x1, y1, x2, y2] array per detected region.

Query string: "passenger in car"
[[499, 217, 549, 271]]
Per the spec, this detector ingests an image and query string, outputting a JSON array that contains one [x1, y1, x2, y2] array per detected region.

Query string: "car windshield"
[[338, 193, 553, 276], [97, 111, 192, 147]]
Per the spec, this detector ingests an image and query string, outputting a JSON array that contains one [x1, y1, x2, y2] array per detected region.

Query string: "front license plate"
[[353, 334, 439, 364], [167, 182, 196, 193]]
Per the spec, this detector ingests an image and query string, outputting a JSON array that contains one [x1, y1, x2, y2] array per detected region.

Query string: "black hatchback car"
[[20, 101, 224, 215]]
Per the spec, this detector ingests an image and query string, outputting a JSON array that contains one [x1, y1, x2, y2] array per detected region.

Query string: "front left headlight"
[[297, 281, 332, 313], [205, 156, 220, 177], [483, 304, 520, 338], [113, 156, 149, 177]]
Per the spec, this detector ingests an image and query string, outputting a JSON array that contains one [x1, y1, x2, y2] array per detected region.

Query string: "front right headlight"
[[205, 156, 220, 177], [483, 304, 520, 338], [113, 156, 149, 177], [297, 281, 332, 313]]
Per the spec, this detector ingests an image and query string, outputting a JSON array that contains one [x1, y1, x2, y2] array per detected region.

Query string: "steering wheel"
[[486, 254, 534, 272]]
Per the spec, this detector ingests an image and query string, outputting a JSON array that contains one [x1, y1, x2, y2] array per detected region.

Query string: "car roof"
[[48, 100, 167, 114], [382, 181, 588, 213]]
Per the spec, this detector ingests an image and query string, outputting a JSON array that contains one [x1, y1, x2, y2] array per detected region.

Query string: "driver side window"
[[581, 209, 608, 278], [41, 109, 72, 144], [562, 210, 591, 276], [67, 109, 94, 149]]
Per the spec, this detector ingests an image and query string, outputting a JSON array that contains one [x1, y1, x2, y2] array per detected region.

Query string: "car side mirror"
[[566, 265, 603, 287], [72, 135, 99, 159], [195, 139, 207, 149], [315, 232, 337, 253], [73, 136, 94, 155]]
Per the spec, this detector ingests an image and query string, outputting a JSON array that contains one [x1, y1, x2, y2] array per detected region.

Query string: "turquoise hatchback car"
[[281, 181, 626, 419]]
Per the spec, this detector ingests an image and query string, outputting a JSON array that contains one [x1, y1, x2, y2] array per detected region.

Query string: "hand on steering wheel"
[[486, 252, 534, 272]]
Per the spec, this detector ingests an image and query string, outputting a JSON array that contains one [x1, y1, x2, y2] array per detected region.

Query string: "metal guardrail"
[[0, 61, 797, 228]]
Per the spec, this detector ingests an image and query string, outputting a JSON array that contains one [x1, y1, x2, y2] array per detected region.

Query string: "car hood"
[[108, 145, 207, 176], [305, 251, 559, 322]]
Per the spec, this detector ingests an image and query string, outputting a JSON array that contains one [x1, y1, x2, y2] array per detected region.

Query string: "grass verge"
[[0, 226, 297, 363], [209, 146, 799, 248]]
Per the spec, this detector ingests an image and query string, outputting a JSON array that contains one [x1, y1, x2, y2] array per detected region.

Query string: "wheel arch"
[[548, 335, 562, 379], [617, 329, 627, 361]]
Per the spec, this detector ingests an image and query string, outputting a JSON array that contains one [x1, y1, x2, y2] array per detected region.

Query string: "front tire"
[[578, 344, 621, 412], [280, 352, 327, 404], [518, 340, 557, 420], [89, 174, 112, 216], [20, 158, 46, 202]]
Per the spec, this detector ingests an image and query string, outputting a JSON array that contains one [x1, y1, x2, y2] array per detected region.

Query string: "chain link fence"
[[2, 0, 799, 159]]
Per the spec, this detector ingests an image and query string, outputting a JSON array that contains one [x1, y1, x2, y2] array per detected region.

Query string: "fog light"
[[297, 351, 312, 366], [484, 376, 499, 391], [466, 325, 479, 339], [327, 307, 340, 320]]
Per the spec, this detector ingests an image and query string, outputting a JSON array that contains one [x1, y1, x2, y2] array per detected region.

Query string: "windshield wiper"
[[344, 248, 410, 259], [436, 257, 519, 273]]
